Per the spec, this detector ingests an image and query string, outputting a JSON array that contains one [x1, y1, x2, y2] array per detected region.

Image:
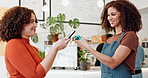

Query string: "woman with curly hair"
[[74, 0, 142, 78], [0, 6, 70, 78]]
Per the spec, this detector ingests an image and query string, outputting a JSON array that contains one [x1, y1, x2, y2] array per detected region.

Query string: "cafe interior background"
[[0, 0, 148, 78]]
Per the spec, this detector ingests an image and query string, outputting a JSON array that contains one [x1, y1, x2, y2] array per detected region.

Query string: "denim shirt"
[[135, 45, 145, 70]]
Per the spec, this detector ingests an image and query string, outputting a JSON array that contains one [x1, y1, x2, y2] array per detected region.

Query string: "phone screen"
[[67, 30, 76, 39]]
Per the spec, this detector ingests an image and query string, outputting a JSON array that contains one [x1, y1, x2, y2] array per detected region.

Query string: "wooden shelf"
[[87, 42, 100, 44]]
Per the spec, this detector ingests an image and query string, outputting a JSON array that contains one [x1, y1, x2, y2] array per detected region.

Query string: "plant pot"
[[51, 34, 59, 42], [80, 62, 87, 70], [86, 62, 91, 70], [44, 41, 52, 45], [80, 62, 91, 70]]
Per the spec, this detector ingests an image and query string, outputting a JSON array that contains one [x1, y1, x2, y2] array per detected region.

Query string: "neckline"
[[115, 32, 122, 35], [22, 38, 30, 44]]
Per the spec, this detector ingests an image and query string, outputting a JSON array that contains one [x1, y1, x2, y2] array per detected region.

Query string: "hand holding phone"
[[67, 30, 76, 39]]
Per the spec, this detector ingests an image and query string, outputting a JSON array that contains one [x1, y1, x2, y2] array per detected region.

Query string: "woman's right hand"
[[53, 38, 70, 51], [74, 37, 91, 50]]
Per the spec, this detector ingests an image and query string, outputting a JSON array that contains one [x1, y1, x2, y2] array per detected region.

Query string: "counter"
[[45, 69, 101, 78], [1, 56, 148, 78], [142, 68, 148, 78], [45, 67, 148, 78]]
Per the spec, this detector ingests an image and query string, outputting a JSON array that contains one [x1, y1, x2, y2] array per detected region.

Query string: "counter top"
[[45, 68, 101, 78], [45, 66, 148, 78]]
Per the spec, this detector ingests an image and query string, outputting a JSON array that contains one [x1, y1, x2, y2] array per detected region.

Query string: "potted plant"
[[78, 48, 91, 70], [40, 13, 80, 44]]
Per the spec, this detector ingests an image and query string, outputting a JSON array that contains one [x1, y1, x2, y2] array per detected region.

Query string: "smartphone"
[[67, 30, 76, 39]]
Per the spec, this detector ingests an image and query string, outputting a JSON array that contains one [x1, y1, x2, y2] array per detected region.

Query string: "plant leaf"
[[47, 34, 52, 41], [57, 13, 66, 22], [40, 23, 47, 29], [48, 17, 56, 25], [68, 18, 80, 29], [31, 33, 38, 43]]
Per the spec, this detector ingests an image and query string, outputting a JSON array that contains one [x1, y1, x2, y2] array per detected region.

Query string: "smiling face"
[[107, 7, 121, 28], [21, 13, 37, 39]]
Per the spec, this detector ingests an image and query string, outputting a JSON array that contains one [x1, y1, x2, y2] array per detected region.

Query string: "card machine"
[[74, 35, 82, 40]]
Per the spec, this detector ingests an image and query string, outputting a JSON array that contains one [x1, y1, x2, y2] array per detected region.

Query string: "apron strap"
[[117, 31, 125, 41]]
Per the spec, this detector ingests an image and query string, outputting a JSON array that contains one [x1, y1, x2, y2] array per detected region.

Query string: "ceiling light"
[[97, 0, 104, 8]]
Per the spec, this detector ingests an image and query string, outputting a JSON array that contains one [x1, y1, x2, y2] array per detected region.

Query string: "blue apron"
[[101, 32, 132, 78]]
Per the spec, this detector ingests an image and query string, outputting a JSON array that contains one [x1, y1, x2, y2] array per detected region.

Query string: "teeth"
[[110, 20, 114, 24]]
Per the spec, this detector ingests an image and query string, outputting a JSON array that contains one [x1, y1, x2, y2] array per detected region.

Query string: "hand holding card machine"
[[67, 30, 76, 39], [74, 35, 82, 40]]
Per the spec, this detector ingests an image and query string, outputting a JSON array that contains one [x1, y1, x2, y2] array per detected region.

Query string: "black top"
[[95, 43, 104, 66]]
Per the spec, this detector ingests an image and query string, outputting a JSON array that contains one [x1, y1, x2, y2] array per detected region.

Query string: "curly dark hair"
[[0, 6, 38, 42], [101, 0, 142, 33]]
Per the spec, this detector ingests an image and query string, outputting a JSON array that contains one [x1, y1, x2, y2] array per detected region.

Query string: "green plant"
[[40, 13, 80, 41], [78, 49, 91, 70], [31, 33, 38, 43], [78, 49, 89, 62], [38, 50, 45, 59]]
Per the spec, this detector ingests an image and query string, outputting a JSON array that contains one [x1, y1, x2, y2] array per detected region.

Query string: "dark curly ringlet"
[[0, 6, 38, 42], [101, 0, 142, 33]]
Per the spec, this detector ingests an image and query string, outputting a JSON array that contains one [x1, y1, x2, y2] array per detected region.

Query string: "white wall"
[[0, 0, 148, 52], [137, 13, 148, 43], [0, 0, 147, 48], [0, 0, 19, 7], [130, 0, 148, 10], [32, 0, 148, 51]]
